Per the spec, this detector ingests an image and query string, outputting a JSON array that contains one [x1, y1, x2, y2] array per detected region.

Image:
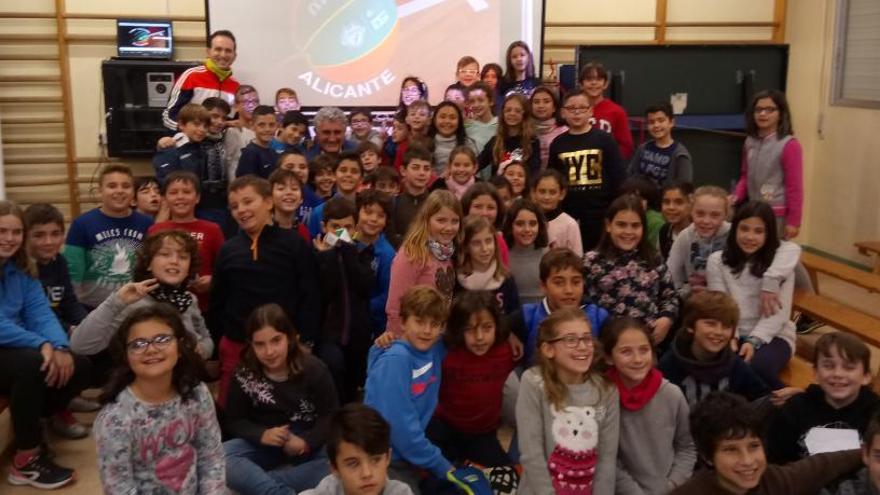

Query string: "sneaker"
[[488, 465, 519, 495], [8, 453, 75, 489], [49, 410, 89, 439], [794, 313, 823, 334], [68, 396, 101, 413]]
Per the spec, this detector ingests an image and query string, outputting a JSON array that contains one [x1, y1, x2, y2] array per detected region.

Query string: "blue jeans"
[[224, 438, 330, 495]]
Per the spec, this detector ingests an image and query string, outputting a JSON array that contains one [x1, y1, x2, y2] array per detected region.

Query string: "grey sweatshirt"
[[706, 241, 801, 352], [616, 379, 696, 495], [666, 222, 731, 299], [516, 367, 620, 495], [628, 140, 693, 186], [508, 246, 549, 305], [301, 474, 414, 495], [70, 291, 214, 358]]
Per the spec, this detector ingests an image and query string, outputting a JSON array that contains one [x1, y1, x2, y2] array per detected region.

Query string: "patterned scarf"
[[151, 283, 193, 314], [427, 239, 455, 262]]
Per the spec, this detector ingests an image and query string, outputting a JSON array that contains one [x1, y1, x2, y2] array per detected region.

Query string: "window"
[[831, 0, 880, 108]]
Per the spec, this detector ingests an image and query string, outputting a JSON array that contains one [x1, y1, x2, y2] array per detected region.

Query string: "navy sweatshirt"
[[235, 142, 277, 179], [37, 256, 87, 332], [208, 225, 320, 344]]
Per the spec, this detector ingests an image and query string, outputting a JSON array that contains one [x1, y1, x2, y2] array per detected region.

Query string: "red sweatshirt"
[[591, 98, 634, 160], [433, 343, 515, 434]]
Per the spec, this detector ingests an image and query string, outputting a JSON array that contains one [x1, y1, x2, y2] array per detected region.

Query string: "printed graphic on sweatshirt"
[[588, 117, 612, 134], [548, 405, 599, 494], [558, 150, 604, 188], [85, 236, 142, 290], [235, 370, 277, 405]]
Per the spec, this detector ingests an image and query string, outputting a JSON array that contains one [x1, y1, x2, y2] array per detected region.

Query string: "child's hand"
[[651, 317, 673, 344], [313, 234, 332, 252], [784, 225, 800, 240], [154, 199, 170, 223], [117, 278, 159, 305], [739, 342, 755, 362], [508, 334, 524, 361], [189, 274, 212, 293], [374, 331, 397, 349], [260, 425, 290, 447], [770, 386, 804, 407], [156, 136, 175, 150], [760, 290, 782, 317], [282, 434, 307, 457]]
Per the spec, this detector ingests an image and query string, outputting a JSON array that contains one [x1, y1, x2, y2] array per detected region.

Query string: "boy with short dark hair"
[[508, 247, 608, 367], [303, 403, 413, 495], [308, 151, 365, 237], [64, 164, 153, 309], [148, 171, 225, 313], [578, 60, 634, 160], [629, 102, 693, 186], [357, 140, 384, 175], [24, 204, 87, 332], [364, 286, 488, 494], [354, 190, 395, 337], [672, 391, 862, 495], [310, 154, 338, 202], [658, 290, 770, 406], [236, 104, 280, 178], [388, 146, 433, 248], [315, 197, 376, 403], [364, 166, 401, 197], [767, 332, 880, 464], [152, 103, 211, 184], [272, 110, 309, 154], [132, 176, 162, 219]]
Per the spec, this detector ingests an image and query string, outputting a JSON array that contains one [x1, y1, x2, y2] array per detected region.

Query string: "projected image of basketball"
[[292, 0, 399, 83]]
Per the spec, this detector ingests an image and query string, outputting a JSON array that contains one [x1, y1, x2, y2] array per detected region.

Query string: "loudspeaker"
[[146, 72, 174, 107]]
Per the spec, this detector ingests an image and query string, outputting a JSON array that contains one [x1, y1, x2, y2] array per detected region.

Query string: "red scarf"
[[607, 367, 663, 411]]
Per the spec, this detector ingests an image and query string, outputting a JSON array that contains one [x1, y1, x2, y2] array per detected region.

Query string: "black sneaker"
[[8, 453, 75, 490], [795, 313, 823, 334]]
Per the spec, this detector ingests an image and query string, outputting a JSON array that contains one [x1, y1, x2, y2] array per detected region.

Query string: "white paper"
[[804, 427, 861, 455], [670, 93, 688, 115]]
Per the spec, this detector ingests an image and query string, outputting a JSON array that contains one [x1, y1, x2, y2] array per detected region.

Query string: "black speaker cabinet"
[[102, 59, 199, 157]]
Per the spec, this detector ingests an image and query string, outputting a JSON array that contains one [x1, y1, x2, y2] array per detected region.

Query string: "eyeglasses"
[[126, 334, 176, 354], [563, 106, 591, 114], [548, 334, 594, 349], [458, 69, 479, 75], [754, 106, 778, 114]]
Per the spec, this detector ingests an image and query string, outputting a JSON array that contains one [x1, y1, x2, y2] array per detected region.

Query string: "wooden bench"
[[799, 251, 880, 294], [779, 356, 813, 389], [855, 241, 880, 275], [793, 289, 880, 349]]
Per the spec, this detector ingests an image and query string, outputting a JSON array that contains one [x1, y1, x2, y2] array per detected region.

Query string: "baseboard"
[[801, 244, 872, 272]]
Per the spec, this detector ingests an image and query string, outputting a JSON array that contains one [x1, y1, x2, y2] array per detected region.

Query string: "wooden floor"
[[0, 273, 876, 494]]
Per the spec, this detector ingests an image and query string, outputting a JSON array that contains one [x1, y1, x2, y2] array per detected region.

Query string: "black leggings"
[[0, 347, 91, 450], [426, 417, 511, 468]]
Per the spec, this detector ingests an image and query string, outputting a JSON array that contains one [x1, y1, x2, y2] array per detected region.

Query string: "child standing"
[[429, 101, 476, 176], [224, 304, 337, 495], [149, 171, 225, 313], [584, 195, 678, 344], [602, 317, 696, 494], [388, 146, 433, 248], [766, 331, 880, 464], [1, 200, 91, 490], [530, 86, 568, 170], [95, 304, 224, 494], [479, 94, 540, 177], [152, 103, 210, 184], [516, 308, 619, 494], [350, 109, 384, 148], [308, 151, 364, 237], [532, 169, 583, 257], [209, 176, 320, 406], [357, 140, 384, 176], [236, 105, 280, 179], [481, 63, 503, 92], [64, 164, 153, 309], [462, 182, 510, 266], [302, 403, 414, 495], [671, 391, 862, 495], [666, 185, 731, 300], [435, 145, 478, 200], [385, 190, 461, 335], [820, 411, 880, 495], [310, 154, 338, 202], [548, 91, 624, 251], [464, 82, 498, 154], [365, 286, 489, 493], [578, 61, 634, 160], [500, 160, 529, 200], [272, 110, 309, 154], [71, 230, 214, 359], [224, 85, 259, 174], [629, 103, 693, 186], [354, 190, 396, 337], [734, 89, 803, 240], [268, 168, 311, 242], [707, 201, 799, 388], [658, 291, 770, 406], [620, 175, 665, 250], [658, 182, 694, 260], [133, 176, 163, 219], [429, 291, 518, 470], [455, 215, 520, 314], [449, 55, 481, 91], [499, 41, 540, 99], [504, 199, 550, 305]]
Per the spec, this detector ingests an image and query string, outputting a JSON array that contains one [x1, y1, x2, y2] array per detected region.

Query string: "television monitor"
[[116, 19, 173, 59]]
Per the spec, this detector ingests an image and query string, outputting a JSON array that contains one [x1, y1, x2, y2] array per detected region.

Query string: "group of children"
[[4, 31, 877, 495]]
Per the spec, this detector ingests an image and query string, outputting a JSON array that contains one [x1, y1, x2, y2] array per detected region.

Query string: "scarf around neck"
[[150, 283, 193, 314], [445, 176, 475, 200], [204, 58, 232, 81], [607, 367, 663, 411], [535, 118, 559, 137], [457, 261, 503, 291], [427, 239, 455, 262]]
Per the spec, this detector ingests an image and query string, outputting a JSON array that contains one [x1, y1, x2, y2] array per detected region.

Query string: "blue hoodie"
[[0, 261, 69, 349], [364, 339, 452, 478], [516, 298, 609, 368], [365, 234, 395, 336]]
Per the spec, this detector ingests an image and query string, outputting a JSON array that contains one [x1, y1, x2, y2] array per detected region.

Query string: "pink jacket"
[[385, 252, 455, 335]]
